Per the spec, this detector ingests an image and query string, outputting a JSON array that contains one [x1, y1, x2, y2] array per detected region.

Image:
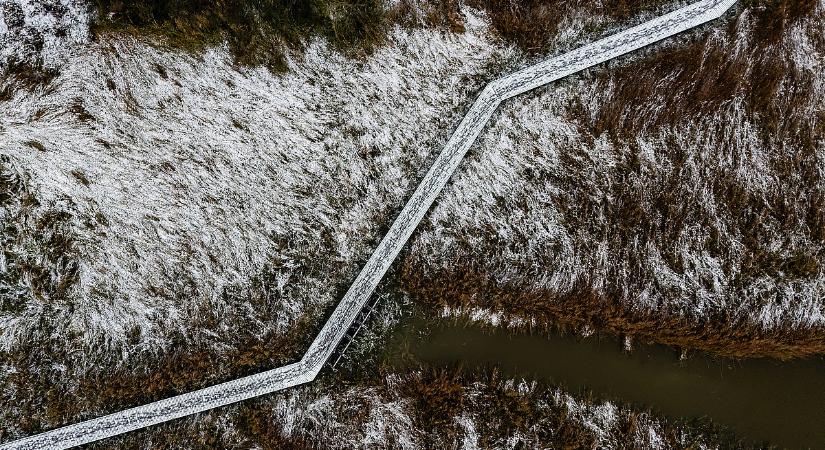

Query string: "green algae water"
[[385, 311, 825, 449]]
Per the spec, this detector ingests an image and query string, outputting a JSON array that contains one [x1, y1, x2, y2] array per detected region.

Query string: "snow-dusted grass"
[[80, 368, 733, 449], [404, 0, 825, 355], [0, 7, 523, 437], [2, 0, 711, 440], [0, 0, 89, 71], [1, 0, 818, 446], [1, 9, 505, 350]]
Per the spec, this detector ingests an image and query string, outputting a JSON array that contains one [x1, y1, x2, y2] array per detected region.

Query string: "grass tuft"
[[0, 60, 59, 102], [23, 140, 47, 152], [70, 170, 91, 186]]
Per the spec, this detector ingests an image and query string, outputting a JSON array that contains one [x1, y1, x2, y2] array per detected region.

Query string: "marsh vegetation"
[[2, 0, 823, 447], [402, 0, 825, 359]]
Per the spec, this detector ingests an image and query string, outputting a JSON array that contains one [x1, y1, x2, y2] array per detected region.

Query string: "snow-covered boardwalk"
[[1, 0, 737, 448]]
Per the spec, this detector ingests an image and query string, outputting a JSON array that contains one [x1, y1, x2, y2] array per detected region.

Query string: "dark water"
[[388, 316, 825, 449]]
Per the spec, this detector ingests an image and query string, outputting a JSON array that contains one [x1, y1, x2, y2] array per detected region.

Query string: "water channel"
[[382, 309, 825, 449]]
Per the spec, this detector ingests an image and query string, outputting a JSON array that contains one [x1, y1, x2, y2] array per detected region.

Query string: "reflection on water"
[[388, 315, 825, 449]]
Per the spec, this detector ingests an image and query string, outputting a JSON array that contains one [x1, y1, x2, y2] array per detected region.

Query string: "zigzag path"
[[1, 1, 738, 447]]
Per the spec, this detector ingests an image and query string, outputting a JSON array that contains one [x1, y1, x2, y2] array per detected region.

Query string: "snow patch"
[[0, 0, 89, 70]]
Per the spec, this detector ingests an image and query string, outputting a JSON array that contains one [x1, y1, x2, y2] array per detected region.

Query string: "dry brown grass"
[[0, 60, 59, 102], [375, 365, 754, 448], [65, 364, 752, 449], [80, 399, 318, 450], [2, 329, 308, 436], [88, 0, 675, 72], [465, 0, 666, 52], [0, 158, 79, 314], [23, 140, 46, 152], [389, 0, 467, 32], [230, 401, 317, 450], [402, 266, 825, 359], [92, 0, 390, 72], [589, 0, 822, 142], [397, 367, 466, 432]]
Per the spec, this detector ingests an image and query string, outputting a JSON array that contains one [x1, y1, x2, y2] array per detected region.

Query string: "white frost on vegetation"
[[457, 414, 480, 450], [555, 391, 698, 450], [88, 369, 718, 448], [260, 374, 705, 450], [270, 384, 420, 450], [442, 305, 531, 328], [0, 0, 89, 70], [565, 393, 619, 443], [410, 4, 825, 332], [461, 377, 710, 449], [0, 8, 511, 363]]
